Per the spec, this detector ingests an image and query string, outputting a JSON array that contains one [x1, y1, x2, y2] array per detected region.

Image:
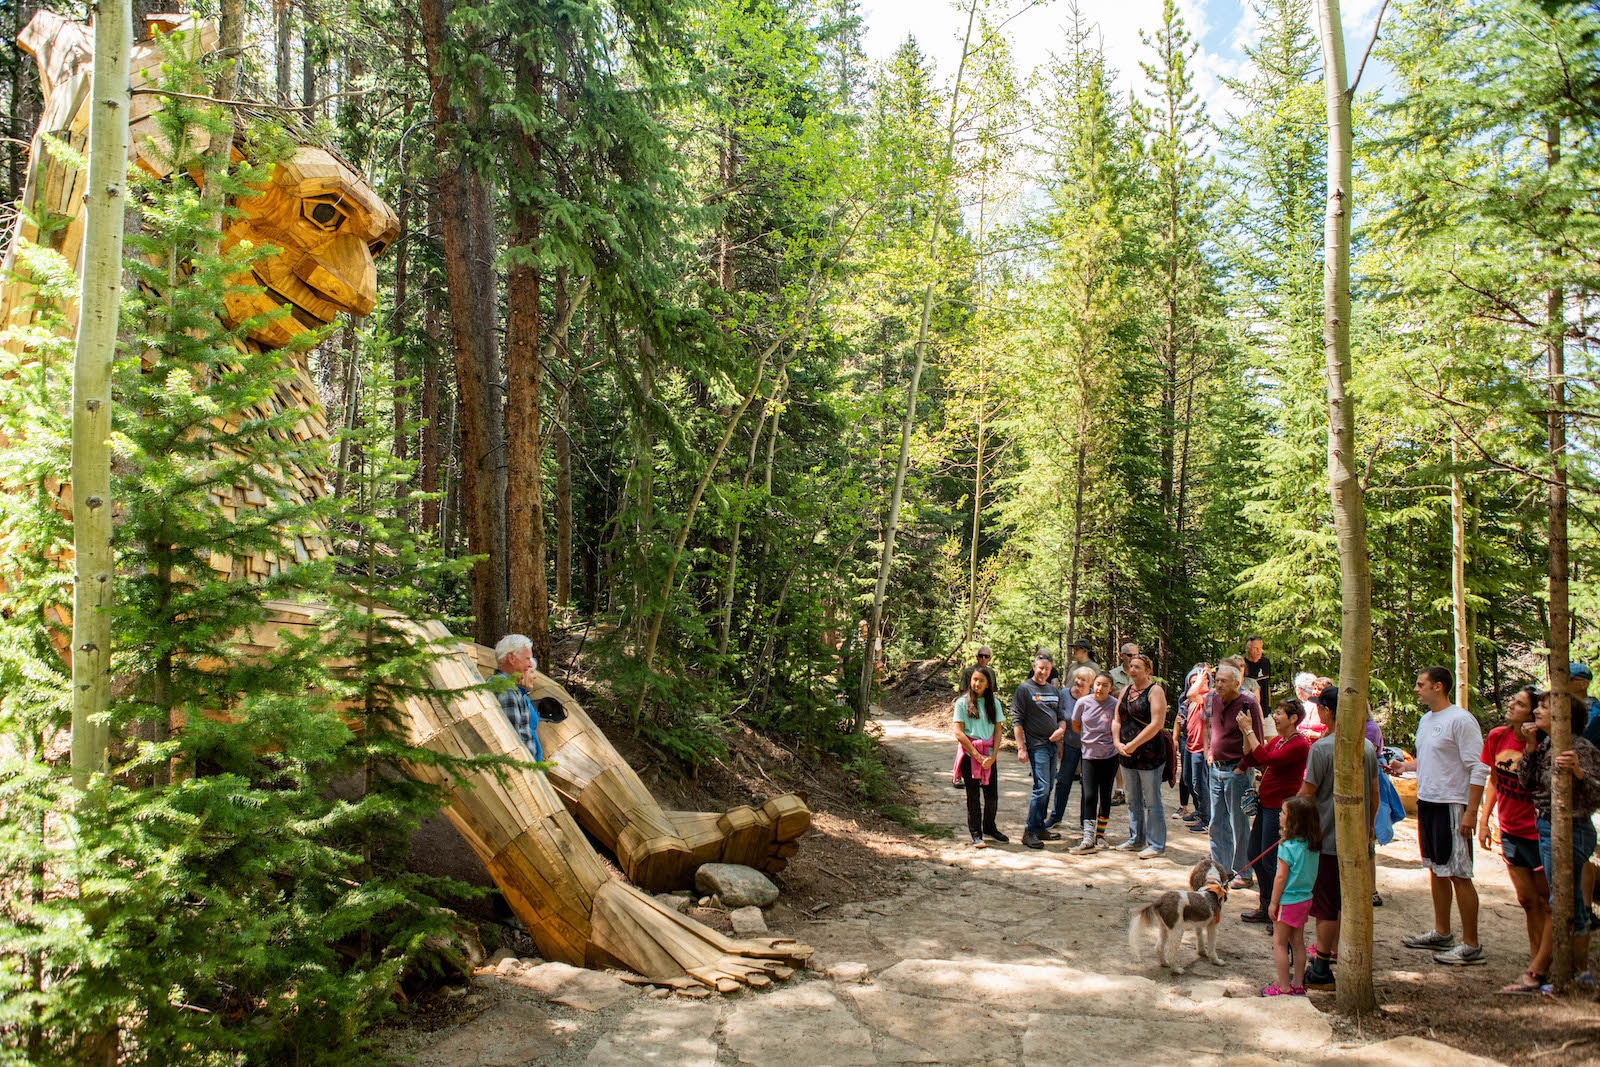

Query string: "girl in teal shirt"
[[1264, 795, 1322, 997]]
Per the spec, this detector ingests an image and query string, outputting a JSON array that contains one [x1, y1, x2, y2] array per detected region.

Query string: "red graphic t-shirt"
[[1480, 725, 1537, 840]]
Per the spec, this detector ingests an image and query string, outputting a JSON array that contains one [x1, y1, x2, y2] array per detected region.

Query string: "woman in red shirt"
[[1237, 699, 1314, 924], [1480, 686, 1550, 993]]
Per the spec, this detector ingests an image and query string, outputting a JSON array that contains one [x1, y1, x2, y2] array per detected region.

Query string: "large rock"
[[694, 863, 779, 908]]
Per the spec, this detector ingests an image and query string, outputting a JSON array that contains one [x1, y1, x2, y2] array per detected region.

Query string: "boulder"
[[694, 863, 779, 908]]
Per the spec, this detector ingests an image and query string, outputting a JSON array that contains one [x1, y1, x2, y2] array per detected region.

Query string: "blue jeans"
[[1184, 750, 1210, 825], [1049, 744, 1082, 825], [1025, 745, 1058, 835], [1209, 761, 1253, 874], [1123, 764, 1166, 849], [1249, 805, 1283, 909], [1536, 815, 1598, 935]]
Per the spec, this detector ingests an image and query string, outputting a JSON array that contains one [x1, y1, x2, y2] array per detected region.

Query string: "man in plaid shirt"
[[494, 634, 543, 762]]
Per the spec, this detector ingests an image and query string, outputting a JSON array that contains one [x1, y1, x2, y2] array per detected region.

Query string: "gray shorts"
[[1418, 799, 1474, 880]]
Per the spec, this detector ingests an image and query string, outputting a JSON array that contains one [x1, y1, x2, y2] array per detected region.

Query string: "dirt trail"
[[384, 706, 1555, 1065]]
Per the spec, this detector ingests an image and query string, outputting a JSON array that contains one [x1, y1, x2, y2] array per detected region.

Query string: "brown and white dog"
[[1127, 858, 1233, 974]]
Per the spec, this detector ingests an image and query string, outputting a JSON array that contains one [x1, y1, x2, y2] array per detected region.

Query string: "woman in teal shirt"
[[954, 666, 1007, 846]]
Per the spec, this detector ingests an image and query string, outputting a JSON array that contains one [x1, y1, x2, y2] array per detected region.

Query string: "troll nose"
[[293, 232, 377, 317]]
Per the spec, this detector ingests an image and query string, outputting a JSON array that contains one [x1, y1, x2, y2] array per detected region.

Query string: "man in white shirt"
[[1393, 666, 1488, 965]]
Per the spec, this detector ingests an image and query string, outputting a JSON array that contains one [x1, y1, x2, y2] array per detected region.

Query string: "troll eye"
[[301, 196, 348, 232]]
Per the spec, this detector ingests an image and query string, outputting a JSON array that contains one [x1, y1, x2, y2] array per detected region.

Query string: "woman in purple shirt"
[[1071, 673, 1121, 854]]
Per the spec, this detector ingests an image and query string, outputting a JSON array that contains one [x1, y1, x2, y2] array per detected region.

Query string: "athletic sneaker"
[[1372, 892, 1383, 907], [971, 832, 986, 848], [1041, 829, 1062, 841], [1188, 822, 1209, 833], [1138, 846, 1165, 860], [1432, 943, 1486, 966], [1402, 929, 1455, 950], [1303, 958, 1335, 990], [1112, 790, 1126, 806], [984, 828, 1009, 843], [1113, 838, 1141, 852]]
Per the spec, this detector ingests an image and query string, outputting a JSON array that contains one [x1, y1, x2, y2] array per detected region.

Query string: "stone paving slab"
[[583, 999, 719, 1066], [721, 981, 877, 1066]]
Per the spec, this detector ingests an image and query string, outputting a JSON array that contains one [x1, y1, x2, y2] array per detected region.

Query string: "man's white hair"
[[1294, 671, 1317, 694], [494, 633, 534, 667], [1120, 642, 1139, 655], [1215, 664, 1242, 684]]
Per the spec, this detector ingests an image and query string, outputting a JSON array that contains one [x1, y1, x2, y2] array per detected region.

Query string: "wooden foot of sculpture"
[[469, 647, 812, 891], [306, 613, 814, 986]]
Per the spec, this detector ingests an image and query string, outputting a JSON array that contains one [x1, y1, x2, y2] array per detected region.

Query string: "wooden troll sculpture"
[[1, 11, 811, 990]]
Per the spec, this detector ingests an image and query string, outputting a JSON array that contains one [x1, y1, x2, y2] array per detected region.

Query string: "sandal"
[[1289, 985, 1307, 996], [1498, 971, 1546, 995], [1260, 984, 1290, 997]]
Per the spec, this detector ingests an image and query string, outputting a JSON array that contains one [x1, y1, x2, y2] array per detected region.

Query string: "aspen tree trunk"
[[1313, 0, 1377, 1014], [856, 0, 980, 732], [1546, 115, 1577, 989], [69, 0, 133, 788], [1450, 430, 1470, 709], [718, 377, 781, 661]]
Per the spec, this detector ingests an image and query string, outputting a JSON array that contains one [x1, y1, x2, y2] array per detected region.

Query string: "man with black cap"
[[1013, 650, 1069, 849], [1296, 683, 1380, 989]]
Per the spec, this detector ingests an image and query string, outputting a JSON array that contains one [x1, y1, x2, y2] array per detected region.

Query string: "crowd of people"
[[949, 641, 1600, 996]]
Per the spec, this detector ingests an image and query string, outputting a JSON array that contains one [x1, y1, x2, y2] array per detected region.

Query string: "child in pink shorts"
[[1263, 796, 1323, 996]]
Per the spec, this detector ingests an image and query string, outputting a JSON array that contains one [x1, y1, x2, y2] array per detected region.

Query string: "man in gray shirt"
[[1012, 651, 1068, 850], [1297, 685, 1379, 990]]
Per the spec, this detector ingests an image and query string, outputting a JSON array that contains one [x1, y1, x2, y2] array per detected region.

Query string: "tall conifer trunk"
[[1313, 0, 1377, 1014], [420, 0, 507, 642], [1545, 118, 1577, 987]]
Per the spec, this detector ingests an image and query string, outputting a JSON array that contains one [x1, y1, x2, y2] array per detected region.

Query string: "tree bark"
[[505, 51, 546, 661], [273, 0, 291, 106], [1545, 117, 1576, 988], [1313, 0, 1377, 1014], [1450, 429, 1470, 709], [420, 189, 442, 537], [857, 0, 980, 731], [69, 0, 133, 787], [554, 329, 585, 609], [419, 0, 506, 643]]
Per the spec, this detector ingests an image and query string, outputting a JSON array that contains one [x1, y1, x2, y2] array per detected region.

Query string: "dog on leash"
[[1127, 858, 1233, 974]]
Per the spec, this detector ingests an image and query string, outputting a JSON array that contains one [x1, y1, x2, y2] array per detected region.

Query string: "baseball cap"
[[1316, 684, 1338, 712], [1573, 663, 1593, 681], [1034, 649, 1054, 663]]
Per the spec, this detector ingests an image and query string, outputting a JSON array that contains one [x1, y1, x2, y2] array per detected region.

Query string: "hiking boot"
[[1239, 908, 1271, 924], [1041, 829, 1062, 841], [1402, 929, 1455, 950], [1022, 832, 1044, 850], [984, 827, 1009, 843], [1303, 958, 1336, 990], [1433, 943, 1486, 966]]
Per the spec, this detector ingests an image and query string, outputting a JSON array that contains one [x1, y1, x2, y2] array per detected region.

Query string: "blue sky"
[[857, 0, 1392, 123]]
